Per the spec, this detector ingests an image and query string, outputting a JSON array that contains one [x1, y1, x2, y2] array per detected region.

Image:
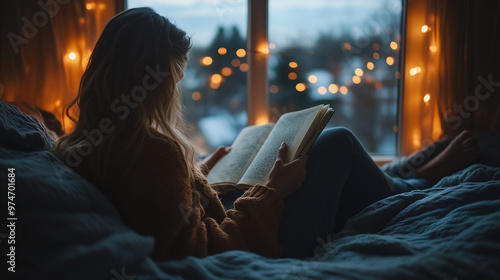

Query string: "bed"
[[1, 100, 500, 280]]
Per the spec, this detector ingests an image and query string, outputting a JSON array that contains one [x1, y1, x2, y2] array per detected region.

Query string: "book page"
[[238, 105, 325, 187], [207, 124, 274, 186]]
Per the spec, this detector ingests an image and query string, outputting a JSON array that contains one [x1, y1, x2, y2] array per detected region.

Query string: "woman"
[[52, 7, 479, 260]]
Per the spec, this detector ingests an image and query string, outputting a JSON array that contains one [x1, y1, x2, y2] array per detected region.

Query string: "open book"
[[207, 104, 334, 191]]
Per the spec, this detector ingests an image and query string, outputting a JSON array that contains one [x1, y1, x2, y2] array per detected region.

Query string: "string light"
[[367, 62, 374, 70], [239, 63, 249, 72], [86, 2, 96, 10], [340, 86, 348, 95], [231, 59, 240, 67], [424, 93, 431, 103], [409, 66, 422, 76], [236, 49, 246, 58], [68, 52, 77, 60], [201, 56, 212, 66], [390, 41, 398, 50], [218, 47, 227, 55], [192, 91, 201, 101], [352, 76, 361, 84], [318, 86, 327, 95], [329, 84, 338, 94], [211, 74, 222, 83], [421, 25, 429, 33], [288, 72, 297, 80], [355, 68, 364, 76], [386, 57, 395, 66], [308, 75, 317, 83], [289, 62, 298, 68], [296, 83, 306, 92], [221, 67, 232, 76]]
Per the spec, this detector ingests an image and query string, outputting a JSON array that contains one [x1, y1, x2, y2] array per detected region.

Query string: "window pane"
[[128, 0, 248, 155], [269, 0, 402, 154]]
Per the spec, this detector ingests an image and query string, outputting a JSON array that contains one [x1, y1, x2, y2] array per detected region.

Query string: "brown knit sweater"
[[76, 133, 284, 261]]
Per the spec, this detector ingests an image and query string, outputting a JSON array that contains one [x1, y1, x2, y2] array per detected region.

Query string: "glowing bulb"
[[421, 25, 429, 33], [86, 2, 96, 10], [308, 75, 318, 83], [231, 59, 240, 67], [68, 52, 77, 60], [288, 72, 297, 80], [296, 83, 306, 92], [192, 91, 201, 101], [386, 57, 395, 66], [372, 43, 380, 51], [258, 43, 269, 55], [424, 93, 431, 103], [318, 86, 327, 95], [429, 45, 437, 52], [390, 41, 398, 50], [340, 86, 348, 95], [211, 74, 222, 83], [218, 47, 227, 55], [410, 67, 422, 76], [355, 68, 364, 76], [329, 84, 338, 94], [289, 62, 298, 68], [201, 56, 212, 66], [367, 62, 374, 70], [236, 49, 246, 58], [221, 67, 232, 76], [239, 63, 249, 72], [373, 52, 380, 60], [352, 76, 361, 84]]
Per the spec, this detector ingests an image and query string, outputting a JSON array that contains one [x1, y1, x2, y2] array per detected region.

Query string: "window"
[[268, 0, 403, 154], [128, 0, 248, 155], [128, 0, 403, 155]]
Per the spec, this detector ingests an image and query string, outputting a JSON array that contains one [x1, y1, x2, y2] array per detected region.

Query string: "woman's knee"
[[310, 127, 358, 155]]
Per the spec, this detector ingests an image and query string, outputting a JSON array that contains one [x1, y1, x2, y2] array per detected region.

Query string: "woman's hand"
[[266, 143, 308, 199], [198, 146, 231, 176]]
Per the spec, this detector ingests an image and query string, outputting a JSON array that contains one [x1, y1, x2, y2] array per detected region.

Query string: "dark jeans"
[[219, 127, 429, 259]]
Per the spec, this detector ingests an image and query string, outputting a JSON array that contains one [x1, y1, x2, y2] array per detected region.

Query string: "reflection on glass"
[[268, 0, 402, 154]]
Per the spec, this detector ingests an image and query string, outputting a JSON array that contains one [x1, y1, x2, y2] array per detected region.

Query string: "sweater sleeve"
[[117, 139, 284, 261]]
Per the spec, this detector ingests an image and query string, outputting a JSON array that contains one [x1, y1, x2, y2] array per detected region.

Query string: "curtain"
[[0, 0, 117, 131], [435, 0, 500, 136]]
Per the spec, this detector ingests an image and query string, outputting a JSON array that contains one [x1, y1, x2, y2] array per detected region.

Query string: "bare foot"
[[414, 130, 480, 184]]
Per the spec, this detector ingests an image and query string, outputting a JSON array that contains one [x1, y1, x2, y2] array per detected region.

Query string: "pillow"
[[0, 101, 55, 151]]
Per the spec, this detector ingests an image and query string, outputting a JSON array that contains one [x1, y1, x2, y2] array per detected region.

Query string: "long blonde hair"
[[52, 7, 200, 180]]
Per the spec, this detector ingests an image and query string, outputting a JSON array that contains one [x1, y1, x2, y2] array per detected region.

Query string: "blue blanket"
[[1, 146, 499, 279], [1, 100, 499, 279]]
